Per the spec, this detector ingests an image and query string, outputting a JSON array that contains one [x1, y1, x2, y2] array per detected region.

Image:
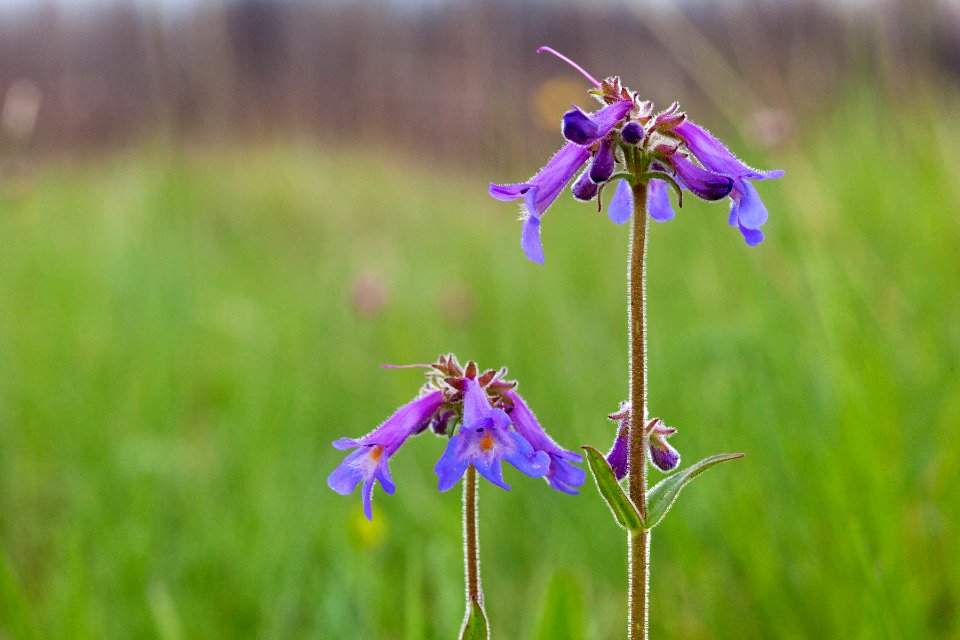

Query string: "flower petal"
[[730, 179, 768, 229], [545, 454, 587, 494], [675, 120, 783, 181], [647, 179, 676, 223], [607, 179, 633, 225], [474, 456, 511, 490], [327, 449, 366, 495], [501, 431, 550, 479], [739, 223, 764, 246], [361, 476, 376, 520], [462, 377, 490, 426], [670, 155, 733, 201], [502, 389, 581, 490], [488, 182, 531, 201], [435, 435, 470, 492], [527, 143, 591, 216], [521, 215, 545, 264]]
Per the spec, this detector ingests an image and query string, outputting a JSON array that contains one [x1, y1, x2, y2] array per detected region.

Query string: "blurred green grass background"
[[2, 88, 959, 639]]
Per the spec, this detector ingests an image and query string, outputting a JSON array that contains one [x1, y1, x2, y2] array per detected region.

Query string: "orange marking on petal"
[[480, 433, 495, 452], [369, 445, 385, 461]]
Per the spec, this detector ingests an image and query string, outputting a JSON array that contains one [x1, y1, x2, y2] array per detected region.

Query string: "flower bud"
[[562, 108, 599, 146], [571, 170, 599, 201], [589, 137, 616, 184], [621, 121, 645, 145]]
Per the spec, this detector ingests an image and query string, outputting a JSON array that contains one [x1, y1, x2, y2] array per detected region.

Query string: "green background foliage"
[[1, 91, 959, 638]]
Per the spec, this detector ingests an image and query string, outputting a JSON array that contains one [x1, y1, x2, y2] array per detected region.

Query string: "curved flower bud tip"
[[537, 46, 601, 87]]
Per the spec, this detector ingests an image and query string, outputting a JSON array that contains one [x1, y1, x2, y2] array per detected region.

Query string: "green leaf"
[[645, 453, 745, 529], [531, 570, 585, 640], [582, 446, 644, 532], [459, 597, 489, 640]]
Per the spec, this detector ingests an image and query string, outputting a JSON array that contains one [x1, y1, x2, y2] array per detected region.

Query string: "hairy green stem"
[[463, 466, 482, 605], [628, 180, 650, 640]]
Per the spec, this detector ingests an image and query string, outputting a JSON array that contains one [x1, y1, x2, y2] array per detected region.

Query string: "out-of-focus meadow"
[[1, 1, 959, 638]]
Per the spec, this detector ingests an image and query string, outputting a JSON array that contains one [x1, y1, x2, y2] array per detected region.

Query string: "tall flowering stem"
[[488, 47, 780, 640], [628, 179, 650, 640]]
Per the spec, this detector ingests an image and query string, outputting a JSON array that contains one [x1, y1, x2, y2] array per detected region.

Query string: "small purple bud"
[[621, 121, 645, 145], [589, 137, 616, 184], [649, 439, 680, 472], [562, 108, 598, 146], [571, 170, 599, 201], [606, 423, 629, 481]]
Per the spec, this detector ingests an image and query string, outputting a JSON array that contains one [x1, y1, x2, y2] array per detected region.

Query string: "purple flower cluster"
[[489, 48, 783, 263], [606, 403, 681, 479], [328, 355, 585, 519]]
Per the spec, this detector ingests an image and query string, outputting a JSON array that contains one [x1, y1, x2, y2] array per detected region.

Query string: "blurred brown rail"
[[0, 0, 957, 169]]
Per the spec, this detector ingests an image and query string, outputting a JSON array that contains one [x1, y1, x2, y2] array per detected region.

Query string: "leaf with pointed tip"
[[582, 446, 643, 532], [645, 453, 745, 529], [459, 598, 489, 640]]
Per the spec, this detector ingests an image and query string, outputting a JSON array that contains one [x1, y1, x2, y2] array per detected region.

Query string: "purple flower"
[[489, 143, 591, 264], [647, 418, 680, 472], [330, 355, 581, 519], [604, 405, 680, 476], [502, 389, 586, 494], [489, 99, 632, 264], [674, 120, 784, 245], [489, 47, 782, 255], [435, 378, 550, 491], [328, 391, 444, 520]]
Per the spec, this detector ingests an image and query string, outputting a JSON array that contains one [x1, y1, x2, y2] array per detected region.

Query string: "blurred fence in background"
[[0, 0, 958, 169]]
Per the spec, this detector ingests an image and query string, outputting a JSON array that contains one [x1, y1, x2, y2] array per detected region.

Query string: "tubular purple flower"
[[674, 120, 783, 183], [589, 137, 616, 184], [669, 155, 734, 201], [434, 378, 550, 491], [561, 100, 634, 147], [328, 391, 445, 520], [489, 143, 591, 263], [674, 119, 783, 244], [502, 389, 586, 494]]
